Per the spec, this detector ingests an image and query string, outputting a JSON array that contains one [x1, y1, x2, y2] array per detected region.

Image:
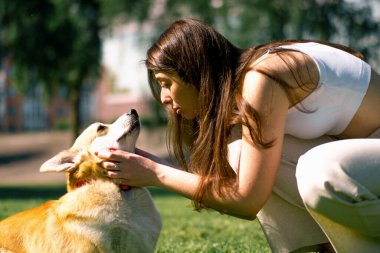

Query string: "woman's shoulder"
[[241, 67, 290, 113], [244, 49, 319, 105], [251, 49, 318, 78]]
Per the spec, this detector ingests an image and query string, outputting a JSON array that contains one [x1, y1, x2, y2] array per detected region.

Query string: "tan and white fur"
[[0, 110, 162, 253]]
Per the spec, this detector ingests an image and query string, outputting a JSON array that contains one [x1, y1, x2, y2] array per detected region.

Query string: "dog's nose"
[[127, 109, 138, 117]]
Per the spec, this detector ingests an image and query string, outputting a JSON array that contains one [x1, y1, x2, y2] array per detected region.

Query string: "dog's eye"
[[96, 124, 108, 135]]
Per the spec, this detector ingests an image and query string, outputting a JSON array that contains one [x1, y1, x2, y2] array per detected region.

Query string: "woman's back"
[[250, 42, 380, 139], [340, 70, 380, 138]]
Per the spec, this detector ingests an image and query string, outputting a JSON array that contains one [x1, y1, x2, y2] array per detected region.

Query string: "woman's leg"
[[296, 134, 380, 252], [257, 135, 336, 253]]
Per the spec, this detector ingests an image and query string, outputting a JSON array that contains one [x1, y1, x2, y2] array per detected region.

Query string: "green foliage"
[[140, 99, 168, 129], [100, 0, 152, 25], [140, 116, 167, 129], [0, 0, 101, 94], [0, 0, 54, 93], [53, 119, 72, 131], [1, 0, 379, 135], [100, 0, 380, 66], [290, 0, 380, 61], [4, 0, 377, 91], [0, 0, 101, 137]]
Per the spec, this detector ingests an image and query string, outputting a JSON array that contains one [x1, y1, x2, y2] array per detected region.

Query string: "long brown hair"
[[145, 18, 364, 210]]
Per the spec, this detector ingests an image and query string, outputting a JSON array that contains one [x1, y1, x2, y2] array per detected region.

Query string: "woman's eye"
[[159, 78, 172, 88], [160, 82, 167, 88]]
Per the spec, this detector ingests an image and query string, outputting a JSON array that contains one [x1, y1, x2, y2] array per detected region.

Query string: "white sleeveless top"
[[278, 42, 371, 139], [227, 42, 371, 172]]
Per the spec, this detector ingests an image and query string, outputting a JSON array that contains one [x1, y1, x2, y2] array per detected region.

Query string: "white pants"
[[257, 129, 380, 253]]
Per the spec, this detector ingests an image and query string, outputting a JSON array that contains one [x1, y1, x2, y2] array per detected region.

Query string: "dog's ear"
[[40, 149, 88, 173]]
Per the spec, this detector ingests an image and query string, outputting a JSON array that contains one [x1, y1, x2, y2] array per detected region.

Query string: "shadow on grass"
[[148, 187, 181, 198], [0, 185, 180, 200]]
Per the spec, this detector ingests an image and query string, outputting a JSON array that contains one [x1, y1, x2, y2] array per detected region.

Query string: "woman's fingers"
[[95, 150, 111, 159], [95, 148, 156, 187], [107, 170, 119, 178], [94, 149, 143, 189], [102, 161, 120, 170], [107, 169, 131, 189], [106, 170, 129, 183], [95, 150, 128, 172], [96, 149, 134, 162]]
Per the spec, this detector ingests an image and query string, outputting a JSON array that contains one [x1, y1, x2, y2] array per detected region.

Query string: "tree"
[[291, 0, 380, 62], [0, 0, 101, 138], [1, 0, 378, 138], [102, 0, 379, 65]]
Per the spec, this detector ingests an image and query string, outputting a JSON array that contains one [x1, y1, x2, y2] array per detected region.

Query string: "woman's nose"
[[160, 88, 171, 104]]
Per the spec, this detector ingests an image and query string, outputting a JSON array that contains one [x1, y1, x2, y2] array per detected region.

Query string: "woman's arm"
[[195, 70, 289, 219], [98, 71, 290, 220], [231, 70, 289, 217]]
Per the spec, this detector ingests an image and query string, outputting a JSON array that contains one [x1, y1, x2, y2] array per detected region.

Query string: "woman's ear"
[[40, 149, 87, 173]]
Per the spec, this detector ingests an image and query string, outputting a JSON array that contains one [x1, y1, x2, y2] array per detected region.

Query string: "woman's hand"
[[96, 148, 162, 187]]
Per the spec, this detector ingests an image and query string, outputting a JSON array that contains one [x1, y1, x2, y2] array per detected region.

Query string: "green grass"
[[0, 185, 270, 252]]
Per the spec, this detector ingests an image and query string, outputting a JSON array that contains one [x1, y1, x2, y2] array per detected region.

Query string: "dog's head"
[[40, 109, 140, 192]]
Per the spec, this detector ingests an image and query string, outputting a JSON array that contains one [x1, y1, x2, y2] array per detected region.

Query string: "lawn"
[[0, 185, 270, 252]]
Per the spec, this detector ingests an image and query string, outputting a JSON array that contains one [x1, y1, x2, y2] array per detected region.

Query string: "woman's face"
[[155, 72, 199, 120]]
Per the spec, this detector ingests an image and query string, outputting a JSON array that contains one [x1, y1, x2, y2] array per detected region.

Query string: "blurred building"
[[96, 22, 153, 123], [0, 58, 49, 132], [95, 66, 153, 123], [0, 58, 92, 132]]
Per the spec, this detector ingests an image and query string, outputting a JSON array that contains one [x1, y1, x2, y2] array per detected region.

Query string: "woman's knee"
[[295, 144, 338, 211], [295, 140, 380, 234], [296, 139, 380, 209]]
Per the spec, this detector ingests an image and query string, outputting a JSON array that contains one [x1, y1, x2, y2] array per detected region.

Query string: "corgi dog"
[[0, 110, 162, 253]]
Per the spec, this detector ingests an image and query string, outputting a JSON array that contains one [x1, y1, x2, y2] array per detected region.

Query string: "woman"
[[97, 18, 380, 252]]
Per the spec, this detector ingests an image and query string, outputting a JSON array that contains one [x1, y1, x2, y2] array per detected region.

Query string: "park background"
[[0, 0, 379, 252]]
